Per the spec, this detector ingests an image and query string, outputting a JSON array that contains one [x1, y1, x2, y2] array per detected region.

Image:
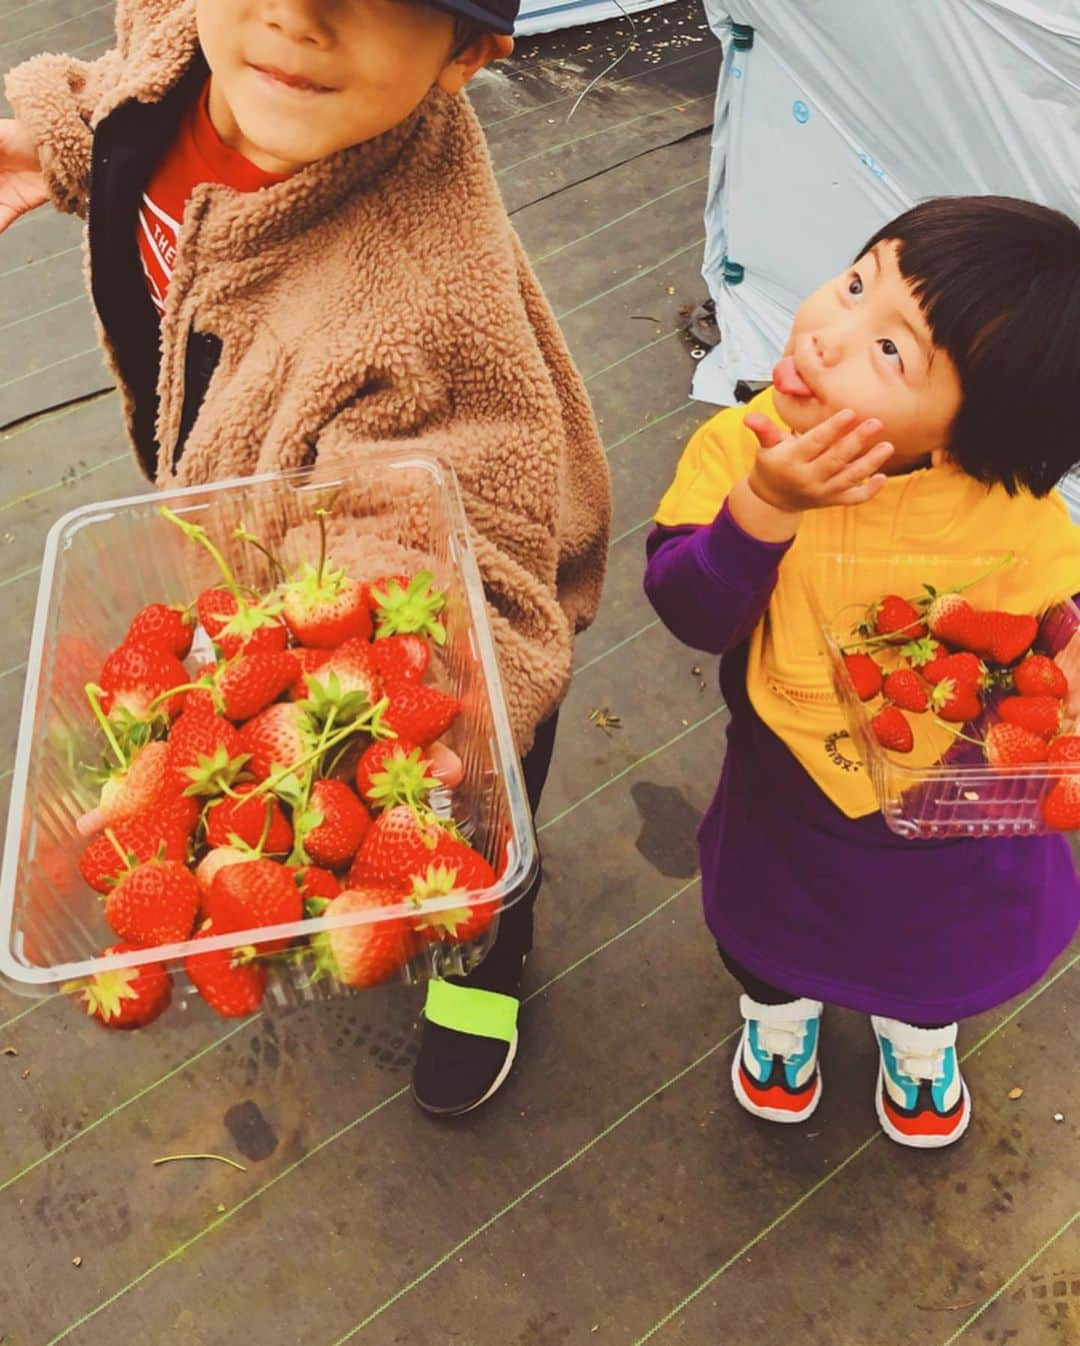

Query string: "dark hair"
[[452, 14, 490, 54], [858, 196, 1080, 497]]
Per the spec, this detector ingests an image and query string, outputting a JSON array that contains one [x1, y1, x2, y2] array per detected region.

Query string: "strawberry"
[[842, 653, 883, 702], [206, 784, 294, 854], [239, 702, 317, 781], [293, 865, 341, 901], [104, 859, 200, 947], [312, 884, 414, 988], [984, 723, 1048, 769], [871, 595, 926, 640], [370, 633, 430, 682], [77, 740, 177, 837], [409, 861, 499, 946], [979, 611, 1037, 666], [1013, 654, 1069, 699], [197, 587, 288, 660], [431, 834, 498, 891], [924, 651, 986, 689], [306, 638, 381, 707], [196, 846, 257, 895], [371, 571, 447, 645], [160, 793, 201, 837], [205, 858, 303, 949], [349, 804, 446, 886], [925, 593, 978, 648], [1048, 735, 1080, 765], [998, 695, 1062, 740], [280, 523, 372, 647], [184, 924, 268, 1017], [165, 712, 248, 796], [882, 668, 928, 713], [65, 945, 172, 1029], [99, 642, 188, 720], [382, 679, 461, 744], [930, 677, 983, 723], [214, 650, 300, 721], [900, 637, 943, 671], [126, 603, 195, 658], [871, 706, 913, 753], [298, 779, 371, 868], [288, 647, 332, 701], [354, 739, 437, 808], [1041, 776, 1080, 831], [79, 816, 188, 894]]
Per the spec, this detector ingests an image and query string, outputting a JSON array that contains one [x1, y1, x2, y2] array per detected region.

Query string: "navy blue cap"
[[433, 0, 518, 36]]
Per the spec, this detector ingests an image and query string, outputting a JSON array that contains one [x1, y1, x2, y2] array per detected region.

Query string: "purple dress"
[[644, 502, 1080, 1023]]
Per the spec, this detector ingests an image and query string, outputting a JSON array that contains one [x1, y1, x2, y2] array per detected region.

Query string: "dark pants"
[[456, 712, 559, 996], [717, 944, 950, 1030]]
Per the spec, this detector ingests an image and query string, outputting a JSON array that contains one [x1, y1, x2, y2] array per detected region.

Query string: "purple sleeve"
[[643, 499, 793, 654]]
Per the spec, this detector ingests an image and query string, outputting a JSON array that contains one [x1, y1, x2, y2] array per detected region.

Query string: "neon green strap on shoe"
[[424, 979, 519, 1043]]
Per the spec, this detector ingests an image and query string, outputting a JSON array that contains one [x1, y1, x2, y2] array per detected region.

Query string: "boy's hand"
[[744, 408, 894, 514], [0, 119, 47, 233]]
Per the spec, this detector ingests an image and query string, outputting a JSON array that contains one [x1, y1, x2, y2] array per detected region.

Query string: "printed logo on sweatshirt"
[[823, 729, 862, 773], [137, 194, 181, 317]]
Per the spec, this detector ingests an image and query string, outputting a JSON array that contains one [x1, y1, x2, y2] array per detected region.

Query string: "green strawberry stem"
[[151, 1153, 247, 1172], [285, 702, 339, 866], [84, 683, 127, 768], [932, 717, 983, 747], [911, 552, 1016, 609], [146, 679, 214, 715], [159, 506, 242, 600], [102, 827, 133, 871], [314, 509, 329, 589], [253, 716, 361, 800], [232, 526, 286, 585]]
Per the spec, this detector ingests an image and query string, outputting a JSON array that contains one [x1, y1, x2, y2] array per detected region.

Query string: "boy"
[[0, 0, 611, 1116]]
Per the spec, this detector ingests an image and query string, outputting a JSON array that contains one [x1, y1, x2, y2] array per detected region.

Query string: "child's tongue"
[[772, 355, 813, 398]]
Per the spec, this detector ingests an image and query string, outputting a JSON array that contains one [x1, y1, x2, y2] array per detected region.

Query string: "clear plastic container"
[[804, 548, 1080, 840], [0, 454, 537, 999]]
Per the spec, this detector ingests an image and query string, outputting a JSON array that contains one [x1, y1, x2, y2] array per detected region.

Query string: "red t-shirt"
[[137, 81, 289, 317]]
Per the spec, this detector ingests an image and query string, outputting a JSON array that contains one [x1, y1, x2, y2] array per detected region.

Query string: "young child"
[[644, 196, 1080, 1148], [0, 0, 611, 1116]]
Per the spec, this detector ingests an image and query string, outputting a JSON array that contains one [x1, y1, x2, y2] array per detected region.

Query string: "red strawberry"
[[196, 846, 257, 895], [79, 816, 189, 894], [872, 595, 926, 640], [354, 739, 437, 808], [998, 695, 1062, 740], [306, 637, 382, 708], [206, 784, 294, 854], [215, 650, 299, 721], [1013, 654, 1069, 699], [1041, 776, 1080, 831], [288, 647, 332, 701], [370, 633, 430, 682], [104, 859, 200, 947], [979, 611, 1038, 666], [926, 593, 978, 648], [349, 804, 446, 886], [409, 860, 499, 946], [126, 603, 194, 658], [871, 706, 913, 753], [184, 924, 268, 1017], [165, 712, 248, 796], [205, 858, 303, 949], [984, 723, 1048, 769], [99, 642, 188, 720], [160, 793, 201, 837], [299, 779, 371, 868], [900, 637, 943, 672], [432, 834, 498, 890], [239, 702, 317, 781], [371, 571, 447, 645], [77, 740, 177, 837], [925, 651, 986, 689], [281, 563, 372, 649], [842, 653, 883, 702], [312, 884, 414, 988], [382, 679, 461, 744], [931, 677, 983, 723], [293, 865, 342, 901], [882, 668, 928, 713], [66, 945, 172, 1029], [1048, 735, 1080, 765], [197, 588, 287, 659]]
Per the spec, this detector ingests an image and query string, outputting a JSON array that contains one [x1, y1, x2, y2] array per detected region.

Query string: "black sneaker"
[[411, 977, 522, 1117]]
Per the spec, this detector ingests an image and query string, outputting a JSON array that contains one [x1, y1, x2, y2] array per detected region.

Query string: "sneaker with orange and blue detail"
[[730, 995, 823, 1123], [871, 1016, 971, 1149]]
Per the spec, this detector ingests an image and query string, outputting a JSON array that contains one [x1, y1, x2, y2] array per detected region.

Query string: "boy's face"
[[197, 0, 512, 175], [772, 241, 963, 474]]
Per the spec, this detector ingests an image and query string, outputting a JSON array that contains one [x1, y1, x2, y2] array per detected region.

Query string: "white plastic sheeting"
[[694, 0, 1080, 411], [516, 0, 674, 36]]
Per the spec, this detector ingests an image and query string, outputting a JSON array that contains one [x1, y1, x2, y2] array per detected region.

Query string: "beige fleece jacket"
[[5, 1, 611, 753]]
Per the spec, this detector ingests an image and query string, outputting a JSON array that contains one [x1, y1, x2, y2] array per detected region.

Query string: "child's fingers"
[[828, 441, 894, 504], [743, 414, 787, 450], [833, 472, 890, 507], [795, 408, 860, 459]]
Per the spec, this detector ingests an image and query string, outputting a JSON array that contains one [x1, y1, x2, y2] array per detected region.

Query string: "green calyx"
[[300, 673, 377, 729], [64, 966, 139, 1020], [367, 748, 441, 810], [372, 571, 447, 646], [181, 746, 251, 798]]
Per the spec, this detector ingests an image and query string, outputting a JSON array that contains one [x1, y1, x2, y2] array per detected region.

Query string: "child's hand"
[[744, 408, 894, 514], [0, 119, 47, 234]]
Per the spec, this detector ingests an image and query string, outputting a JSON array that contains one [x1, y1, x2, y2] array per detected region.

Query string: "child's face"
[[772, 241, 963, 474], [197, 0, 511, 175]]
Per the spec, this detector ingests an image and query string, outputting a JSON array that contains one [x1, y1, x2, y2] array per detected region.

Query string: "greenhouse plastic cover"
[[516, 0, 674, 36], [694, 0, 1080, 410]]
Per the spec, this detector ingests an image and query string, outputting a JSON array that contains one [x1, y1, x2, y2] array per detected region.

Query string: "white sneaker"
[[871, 1016, 971, 1149], [731, 995, 824, 1123]]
